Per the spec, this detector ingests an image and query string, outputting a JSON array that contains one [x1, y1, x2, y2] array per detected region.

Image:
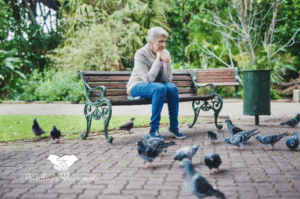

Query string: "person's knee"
[[167, 83, 178, 94], [154, 84, 167, 94]]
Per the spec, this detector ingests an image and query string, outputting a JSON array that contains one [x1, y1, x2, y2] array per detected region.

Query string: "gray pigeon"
[[224, 129, 259, 150], [143, 134, 176, 149], [286, 132, 299, 150], [204, 152, 222, 175], [255, 132, 290, 150], [207, 131, 219, 144], [173, 145, 200, 162], [50, 125, 61, 144], [136, 139, 166, 169], [280, 113, 300, 127], [32, 118, 46, 140], [118, 117, 135, 133], [182, 158, 226, 199], [225, 119, 243, 135]]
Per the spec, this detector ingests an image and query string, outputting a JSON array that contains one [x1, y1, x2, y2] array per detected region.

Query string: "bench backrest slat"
[[195, 68, 237, 84], [82, 71, 196, 100]]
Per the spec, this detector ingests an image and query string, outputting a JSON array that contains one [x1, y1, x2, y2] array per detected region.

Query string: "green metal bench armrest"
[[78, 70, 108, 104], [192, 75, 216, 95]]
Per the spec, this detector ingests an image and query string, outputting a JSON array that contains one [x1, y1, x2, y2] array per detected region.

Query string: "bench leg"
[[212, 94, 223, 130], [188, 100, 201, 128], [82, 102, 113, 144], [188, 95, 223, 129]]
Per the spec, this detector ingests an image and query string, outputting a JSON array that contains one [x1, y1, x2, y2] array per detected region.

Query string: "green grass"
[[0, 115, 195, 142]]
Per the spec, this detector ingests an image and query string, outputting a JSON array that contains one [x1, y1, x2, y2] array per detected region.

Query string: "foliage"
[[0, 49, 29, 98], [0, 0, 62, 99], [56, 0, 171, 68], [18, 70, 85, 103], [47, 23, 124, 72]]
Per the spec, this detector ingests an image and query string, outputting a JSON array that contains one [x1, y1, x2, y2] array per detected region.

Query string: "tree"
[[187, 0, 300, 82]]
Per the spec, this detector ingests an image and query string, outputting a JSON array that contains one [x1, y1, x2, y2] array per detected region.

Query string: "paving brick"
[[102, 184, 125, 194], [1, 188, 29, 198]]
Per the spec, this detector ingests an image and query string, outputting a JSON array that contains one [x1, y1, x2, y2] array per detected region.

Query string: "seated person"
[[126, 26, 186, 139]]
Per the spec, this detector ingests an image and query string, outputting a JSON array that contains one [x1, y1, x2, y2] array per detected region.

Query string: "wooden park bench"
[[193, 68, 240, 95], [78, 70, 224, 144]]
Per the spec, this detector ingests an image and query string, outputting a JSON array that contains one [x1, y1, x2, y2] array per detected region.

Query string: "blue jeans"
[[130, 82, 179, 131]]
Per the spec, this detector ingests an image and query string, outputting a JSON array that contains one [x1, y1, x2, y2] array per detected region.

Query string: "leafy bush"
[[19, 70, 85, 103]]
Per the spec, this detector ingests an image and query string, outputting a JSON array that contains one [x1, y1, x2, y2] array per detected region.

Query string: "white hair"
[[147, 27, 168, 43]]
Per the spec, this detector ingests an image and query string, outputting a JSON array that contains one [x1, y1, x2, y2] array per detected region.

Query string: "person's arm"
[[160, 50, 173, 83], [134, 52, 162, 83]]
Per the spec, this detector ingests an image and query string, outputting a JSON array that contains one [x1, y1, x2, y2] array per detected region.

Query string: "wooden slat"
[[90, 87, 195, 97], [89, 93, 215, 105], [85, 76, 130, 82], [197, 73, 235, 78], [197, 68, 235, 72], [89, 82, 127, 89], [172, 81, 194, 87], [172, 75, 192, 81], [197, 82, 239, 86], [198, 79, 236, 83]]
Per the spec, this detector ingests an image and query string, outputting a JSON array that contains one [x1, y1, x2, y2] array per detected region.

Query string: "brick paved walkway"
[[0, 118, 299, 199]]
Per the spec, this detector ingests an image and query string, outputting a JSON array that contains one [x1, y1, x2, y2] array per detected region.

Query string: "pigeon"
[[280, 113, 300, 127], [173, 145, 200, 163], [143, 135, 176, 149], [32, 118, 46, 140], [118, 117, 135, 133], [50, 125, 61, 144], [224, 129, 259, 150], [136, 139, 166, 169], [182, 158, 226, 199], [207, 131, 219, 144], [255, 132, 290, 150], [286, 132, 299, 150], [225, 119, 243, 135], [204, 152, 222, 175]]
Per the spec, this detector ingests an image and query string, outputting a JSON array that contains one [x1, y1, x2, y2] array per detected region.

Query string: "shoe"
[[149, 130, 163, 139], [169, 128, 186, 139]]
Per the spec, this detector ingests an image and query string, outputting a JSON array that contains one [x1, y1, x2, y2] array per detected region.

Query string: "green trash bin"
[[243, 70, 270, 125]]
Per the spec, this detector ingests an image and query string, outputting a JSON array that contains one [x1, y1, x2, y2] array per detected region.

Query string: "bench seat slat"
[[197, 82, 239, 86], [88, 81, 194, 90], [89, 88, 195, 97], [89, 93, 215, 106]]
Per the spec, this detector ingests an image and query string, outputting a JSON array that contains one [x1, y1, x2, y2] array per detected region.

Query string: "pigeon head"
[[131, 117, 135, 121], [224, 119, 232, 124], [136, 140, 145, 151], [224, 137, 231, 144], [33, 118, 38, 124], [53, 125, 57, 130], [182, 158, 195, 174], [255, 136, 262, 141], [292, 132, 298, 137]]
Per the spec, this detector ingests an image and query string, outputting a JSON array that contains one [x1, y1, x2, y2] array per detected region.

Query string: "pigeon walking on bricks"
[[207, 131, 219, 144], [225, 119, 243, 135], [182, 158, 226, 199], [204, 152, 222, 175], [136, 139, 166, 169], [255, 132, 290, 150], [32, 118, 46, 140], [286, 132, 299, 150], [224, 129, 259, 150], [173, 145, 200, 164], [118, 117, 135, 133], [280, 113, 300, 127], [143, 135, 176, 149], [50, 125, 61, 144]]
